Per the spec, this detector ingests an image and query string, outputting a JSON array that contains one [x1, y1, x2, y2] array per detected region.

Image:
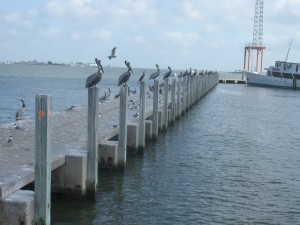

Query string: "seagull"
[[108, 47, 117, 60], [7, 135, 13, 144], [163, 66, 172, 80], [138, 71, 145, 84], [149, 64, 160, 80], [85, 58, 104, 88], [16, 99, 26, 120]]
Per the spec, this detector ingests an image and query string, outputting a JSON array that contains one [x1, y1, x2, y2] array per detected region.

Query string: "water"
[[1, 65, 300, 224]]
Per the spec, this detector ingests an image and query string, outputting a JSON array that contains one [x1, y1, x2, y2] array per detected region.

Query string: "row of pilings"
[[0, 73, 219, 225]]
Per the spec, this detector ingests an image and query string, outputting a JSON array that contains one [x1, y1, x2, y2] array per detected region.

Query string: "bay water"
[[0, 64, 299, 224]]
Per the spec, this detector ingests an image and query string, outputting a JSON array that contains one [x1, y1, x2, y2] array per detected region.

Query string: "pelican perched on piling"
[[118, 60, 133, 86], [149, 64, 160, 80], [85, 58, 104, 88], [16, 99, 26, 120], [163, 66, 172, 80], [138, 71, 145, 84], [108, 47, 117, 60]]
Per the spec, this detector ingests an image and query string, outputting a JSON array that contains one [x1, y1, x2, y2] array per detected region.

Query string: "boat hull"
[[245, 71, 300, 90]]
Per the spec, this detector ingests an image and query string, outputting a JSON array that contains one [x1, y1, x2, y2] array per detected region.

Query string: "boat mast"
[[285, 39, 293, 62]]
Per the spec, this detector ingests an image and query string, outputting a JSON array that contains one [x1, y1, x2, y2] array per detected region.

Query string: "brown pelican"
[[85, 58, 104, 88], [138, 71, 145, 84], [125, 60, 133, 74], [149, 64, 160, 80], [16, 99, 26, 120], [163, 66, 172, 80], [118, 61, 133, 86], [108, 47, 117, 60]]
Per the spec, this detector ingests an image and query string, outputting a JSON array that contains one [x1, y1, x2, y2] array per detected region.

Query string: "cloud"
[[162, 32, 199, 47], [70, 29, 111, 41]]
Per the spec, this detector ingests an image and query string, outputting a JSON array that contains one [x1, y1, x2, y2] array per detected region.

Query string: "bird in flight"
[[108, 47, 117, 60]]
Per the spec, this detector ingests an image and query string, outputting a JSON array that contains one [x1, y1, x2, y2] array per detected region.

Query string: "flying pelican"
[[137, 71, 145, 84], [108, 47, 117, 60], [118, 61, 133, 86], [163, 66, 172, 80], [85, 58, 104, 88], [149, 64, 160, 80], [16, 99, 26, 120]]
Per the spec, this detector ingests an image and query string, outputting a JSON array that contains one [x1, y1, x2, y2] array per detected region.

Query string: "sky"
[[1, 0, 300, 71]]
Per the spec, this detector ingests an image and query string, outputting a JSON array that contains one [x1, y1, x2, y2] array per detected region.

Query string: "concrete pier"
[[0, 72, 219, 224]]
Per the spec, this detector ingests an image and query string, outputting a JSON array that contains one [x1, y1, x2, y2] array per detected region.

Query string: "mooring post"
[[86, 87, 99, 199], [182, 77, 186, 115], [118, 85, 128, 169], [186, 77, 190, 110], [138, 81, 146, 151], [152, 80, 159, 140], [176, 78, 182, 120], [162, 79, 169, 132], [35, 95, 52, 225], [170, 79, 176, 125]]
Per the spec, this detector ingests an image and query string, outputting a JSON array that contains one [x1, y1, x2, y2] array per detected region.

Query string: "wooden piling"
[[152, 80, 159, 140], [182, 77, 186, 115], [35, 95, 52, 225], [176, 78, 182, 120], [170, 79, 176, 125], [162, 79, 169, 132], [86, 87, 99, 199], [118, 85, 128, 169], [138, 81, 146, 151]]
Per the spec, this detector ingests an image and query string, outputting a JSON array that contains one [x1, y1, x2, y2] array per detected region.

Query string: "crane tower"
[[244, 0, 265, 72]]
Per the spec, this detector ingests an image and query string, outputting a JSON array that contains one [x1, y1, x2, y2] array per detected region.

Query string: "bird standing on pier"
[[163, 66, 172, 80], [118, 60, 133, 86], [138, 71, 145, 84], [149, 64, 160, 80], [85, 58, 104, 88], [16, 99, 26, 120], [7, 135, 13, 145], [108, 47, 117, 60]]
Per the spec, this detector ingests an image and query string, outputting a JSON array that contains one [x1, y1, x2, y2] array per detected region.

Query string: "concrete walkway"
[[0, 92, 156, 198]]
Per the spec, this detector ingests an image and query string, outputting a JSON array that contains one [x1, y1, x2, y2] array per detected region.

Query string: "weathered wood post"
[[182, 77, 186, 115], [162, 79, 169, 132], [86, 87, 99, 199], [118, 85, 128, 169], [138, 81, 146, 151], [176, 78, 182, 120], [152, 80, 159, 140], [35, 95, 52, 225], [170, 79, 176, 125]]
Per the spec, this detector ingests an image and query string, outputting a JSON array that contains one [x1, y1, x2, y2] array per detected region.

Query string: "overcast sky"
[[1, 0, 299, 71]]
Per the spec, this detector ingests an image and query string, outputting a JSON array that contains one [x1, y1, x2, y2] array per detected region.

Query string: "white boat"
[[245, 40, 300, 90], [245, 61, 300, 90]]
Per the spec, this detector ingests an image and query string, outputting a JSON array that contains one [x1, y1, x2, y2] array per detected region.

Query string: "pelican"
[[85, 58, 104, 88], [182, 69, 188, 77], [125, 60, 133, 74], [149, 64, 160, 80], [108, 47, 117, 60], [163, 66, 172, 80], [99, 91, 107, 102], [16, 99, 26, 120], [137, 71, 145, 84], [118, 61, 133, 86]]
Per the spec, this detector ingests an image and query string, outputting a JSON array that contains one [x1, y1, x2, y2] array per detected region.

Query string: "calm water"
[[1, 65, 300, 224]]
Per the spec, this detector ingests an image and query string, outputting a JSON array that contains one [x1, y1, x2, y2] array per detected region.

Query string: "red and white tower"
[[244, 0, 265, 72]]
